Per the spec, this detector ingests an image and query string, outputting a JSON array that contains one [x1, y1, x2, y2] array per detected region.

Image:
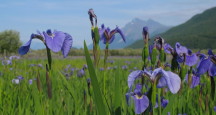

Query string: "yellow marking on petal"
[[135, 95, 143, 99]]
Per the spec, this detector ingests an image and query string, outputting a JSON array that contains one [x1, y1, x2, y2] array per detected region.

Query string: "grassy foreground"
[[0, 57, 215, 114]]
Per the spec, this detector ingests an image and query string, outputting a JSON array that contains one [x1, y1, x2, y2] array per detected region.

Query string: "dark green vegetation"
[[0, 30, 21, 54], [127, 7, 216, 49]]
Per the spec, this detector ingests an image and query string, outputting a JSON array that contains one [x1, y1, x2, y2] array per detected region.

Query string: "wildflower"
[[77, 69, 85, 77], [12, 75, 24, 84], [18, 29, 73, 58], [99, 68, 104, 71], [128, 68, 181, 94], [2, 60, 12, 65], [9, 55, 20, 60], [29, 79, 33, 85], [122, 65, 128, 70], [99, 24, 126, 44], [196, 50, 216, 77]]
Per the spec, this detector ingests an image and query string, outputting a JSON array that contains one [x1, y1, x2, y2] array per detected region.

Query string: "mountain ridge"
[[127, 7, 216, 49]]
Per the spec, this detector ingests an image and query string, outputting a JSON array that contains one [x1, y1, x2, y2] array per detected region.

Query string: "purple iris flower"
[[18, 29, 72, 58], [165, 42, 198, 66], [196, 50, 216, 77], [107, 60, 114, 64], [128, 68, 181, 94], [155, 96, 169, 108], [125, 61, 131, 64], [175, 42, 188, 55], [77, 69, 85, 77], [99, 24, 126, 44], [184, 73, 200, 88], [9, 55, 20, 60], [99, 68, 104, 71], [29, 79, 33, 85], [29, 64, 43, 68], [2, 60, 12, 65], [12, 75, 24, 84], [122, 65, 128, 70], [17, 75, 24, 80], [154, 36, 165, 50], [214, 106, 216, 112]]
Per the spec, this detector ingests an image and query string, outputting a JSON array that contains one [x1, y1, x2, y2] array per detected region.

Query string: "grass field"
[[0, 55, 215, 114]]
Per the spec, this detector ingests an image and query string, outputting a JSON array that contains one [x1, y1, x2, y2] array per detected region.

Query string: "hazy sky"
[[0, 0, 216, 49]]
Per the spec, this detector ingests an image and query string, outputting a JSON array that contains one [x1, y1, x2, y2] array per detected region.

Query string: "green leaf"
[[94, 27, 100, 44], [114, 70, 121, 115], [162, 94, 177, 115], [84, 41, 109, 115]]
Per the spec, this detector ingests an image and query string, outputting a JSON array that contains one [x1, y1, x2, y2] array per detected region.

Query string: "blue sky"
[[0, 0, 216, 49]]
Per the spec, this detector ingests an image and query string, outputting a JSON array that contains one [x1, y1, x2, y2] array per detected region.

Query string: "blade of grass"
[[84, 41, 109, 115]]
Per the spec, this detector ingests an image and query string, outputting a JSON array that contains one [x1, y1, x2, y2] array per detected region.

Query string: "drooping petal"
[[185, 54, 198, 66], [196, 58, 212, 75], [133, 95, 149, 114], [128, 70, 143, 88], [115, 27, 126, 42], [108, 35, 115, 44], [196, 53, 207, 68], [18, 34, 34, 55], [161, 70, 181, 94], [99, 24, 106, 41], [175, 42, 188, 55], [191, 75, 200, 88], [44, 30, 66, 52], [209, 63, 216, 77], [61, 33, 73, 58]]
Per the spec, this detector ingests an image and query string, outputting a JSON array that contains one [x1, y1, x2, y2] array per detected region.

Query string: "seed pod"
[[180, 64, 187, 80], [142, 45, 149, 67], [151, 47, 157, 67], [46, 64, 52, 99], [94, 27, 100, 44]]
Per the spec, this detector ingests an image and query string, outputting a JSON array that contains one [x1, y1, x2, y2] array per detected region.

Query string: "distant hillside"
[[127, 7, 216, 49], [88, 18, 171, 49]]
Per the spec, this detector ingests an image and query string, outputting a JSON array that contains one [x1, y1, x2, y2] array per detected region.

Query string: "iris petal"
[[18, 34, 34, 55], [44, 30, 66, 52], [99, 24, 106, 41], [209, 63, 216, 77], [127, 70, 142, 88], [115, 27, 126, 42], [191, 75, 200, 88], [151, 68, 162, 80], [175, 42, 188, 55], [164, 43, 173, 54], [196, 58, 212, 75], [185, 54, 198, 66], [161, 70, 181, 94], [133, 95, 149, 114], [61, 33, 73, 58]]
